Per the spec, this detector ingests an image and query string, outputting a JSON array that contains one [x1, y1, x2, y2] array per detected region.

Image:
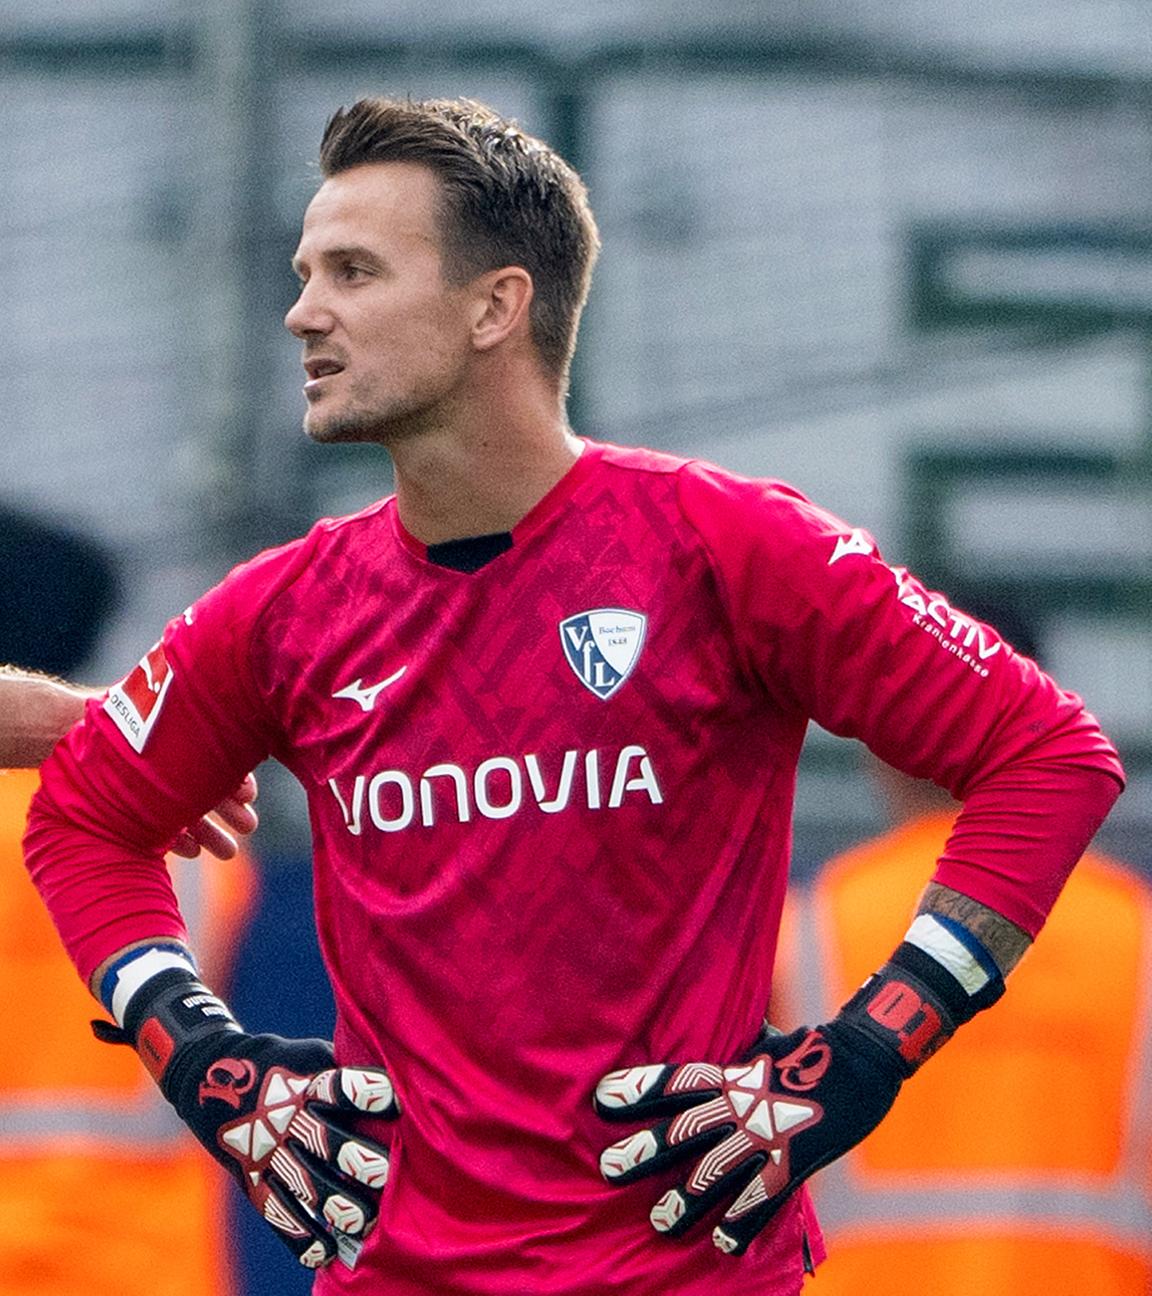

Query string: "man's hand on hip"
[[596, 931, 1004, 1255], [96, 947, 398, 1270]]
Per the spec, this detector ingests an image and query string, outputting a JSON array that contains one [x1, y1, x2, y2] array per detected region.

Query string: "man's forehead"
[[295, 162, 442, 258], [305, 163, 440, 225]]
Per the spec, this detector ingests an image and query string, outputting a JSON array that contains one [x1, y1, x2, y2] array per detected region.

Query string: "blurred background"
[[2, 1, 1150, 1291]]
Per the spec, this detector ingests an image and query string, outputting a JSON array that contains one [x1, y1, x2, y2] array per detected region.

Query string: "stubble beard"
[[304, 394, 428, 448]]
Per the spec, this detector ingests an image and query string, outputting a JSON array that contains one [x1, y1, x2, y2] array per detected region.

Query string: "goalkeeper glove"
[[596, 923, 1003, 1256], [95, 945, 398, 1270]]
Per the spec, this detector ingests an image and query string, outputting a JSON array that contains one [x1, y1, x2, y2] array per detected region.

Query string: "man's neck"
[[390, 404, 582, 546]]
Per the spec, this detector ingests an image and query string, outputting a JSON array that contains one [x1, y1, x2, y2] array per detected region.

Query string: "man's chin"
[[304, 409, 389, 446]]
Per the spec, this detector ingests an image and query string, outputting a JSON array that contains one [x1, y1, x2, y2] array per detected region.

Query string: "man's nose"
[[284, 281, 334, 337]]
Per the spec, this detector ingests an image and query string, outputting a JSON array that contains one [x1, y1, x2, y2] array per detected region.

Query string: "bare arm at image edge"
[[2, 665, 257, 857], [0, 666, 94, 768]]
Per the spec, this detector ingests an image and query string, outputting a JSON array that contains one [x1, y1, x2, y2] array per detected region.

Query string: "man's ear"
[[470, 267, 534, 353]]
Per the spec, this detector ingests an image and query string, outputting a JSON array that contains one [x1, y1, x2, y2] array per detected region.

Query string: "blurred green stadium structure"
[[1, 1, 1149, 869]]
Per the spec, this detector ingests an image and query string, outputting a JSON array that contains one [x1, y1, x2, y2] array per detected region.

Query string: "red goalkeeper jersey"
[[26, 440, 1122, 1295]]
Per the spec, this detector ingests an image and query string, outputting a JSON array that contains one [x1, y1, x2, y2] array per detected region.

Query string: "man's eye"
[[340, 264, 369, 281]]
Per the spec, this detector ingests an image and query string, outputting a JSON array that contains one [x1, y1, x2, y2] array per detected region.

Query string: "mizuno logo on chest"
[[333, 667, 407, 712], [327, 745, 663, 835]]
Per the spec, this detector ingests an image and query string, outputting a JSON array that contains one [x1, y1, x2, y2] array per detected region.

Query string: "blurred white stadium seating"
[[1, 1, 1148, 855]]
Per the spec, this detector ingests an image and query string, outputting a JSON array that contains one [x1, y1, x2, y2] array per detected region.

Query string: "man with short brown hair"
[[318, 97, 599, 387], [25, 98, 1122, 1294]]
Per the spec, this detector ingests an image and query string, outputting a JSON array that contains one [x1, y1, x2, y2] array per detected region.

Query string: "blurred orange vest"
[[0, 768, 256, 1296], [780, 812, 1152, 1296]]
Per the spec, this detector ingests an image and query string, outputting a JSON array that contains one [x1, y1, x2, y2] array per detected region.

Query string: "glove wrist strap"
[[120, 967, 243, 1094], [839, 939, 1005, 1078]]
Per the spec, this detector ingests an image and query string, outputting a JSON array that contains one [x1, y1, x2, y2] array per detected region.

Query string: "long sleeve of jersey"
[[677, 463, 1124, 937], [24, 537, 310, 983]]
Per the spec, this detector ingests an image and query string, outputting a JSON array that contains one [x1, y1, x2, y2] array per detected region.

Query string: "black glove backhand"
[[96, 967, 398, 1270], [596, 941, 1002, 1255]]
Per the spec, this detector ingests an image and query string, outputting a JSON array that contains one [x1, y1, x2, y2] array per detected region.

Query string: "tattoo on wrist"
[[917, 883, 1031, 976]]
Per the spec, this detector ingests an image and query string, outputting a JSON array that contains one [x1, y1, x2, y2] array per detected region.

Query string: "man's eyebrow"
[[291, 245, 383, 275]]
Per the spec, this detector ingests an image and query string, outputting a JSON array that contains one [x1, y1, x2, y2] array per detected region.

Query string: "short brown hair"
[[319, 97, 600, 386]]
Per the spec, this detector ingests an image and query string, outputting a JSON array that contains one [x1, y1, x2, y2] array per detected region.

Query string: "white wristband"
[[109, 947, 198, 1027], [904, 914, 994, 996]]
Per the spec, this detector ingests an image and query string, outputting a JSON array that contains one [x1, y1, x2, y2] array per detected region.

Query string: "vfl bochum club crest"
[[559, 608, 647, 700]]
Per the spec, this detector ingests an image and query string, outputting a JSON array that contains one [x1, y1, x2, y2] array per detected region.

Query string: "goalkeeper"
[[23, 96, 1123, 1294]]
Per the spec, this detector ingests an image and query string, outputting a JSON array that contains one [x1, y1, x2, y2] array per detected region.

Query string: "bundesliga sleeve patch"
[[104, 641, 174, 753]]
